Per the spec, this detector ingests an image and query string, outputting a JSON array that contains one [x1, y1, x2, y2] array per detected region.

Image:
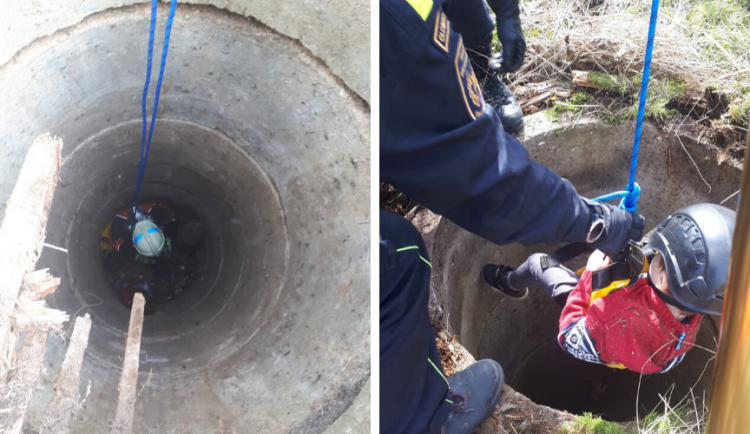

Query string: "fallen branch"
[[39, 314, 92, 434], [0, 133, 62, 383], [110, 293, 146, 434], [0, 332, 48, 434]]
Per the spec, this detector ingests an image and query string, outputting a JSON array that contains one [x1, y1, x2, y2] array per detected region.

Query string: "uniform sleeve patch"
[[454, 37, 485, 121], [432, 8, 450, 53]]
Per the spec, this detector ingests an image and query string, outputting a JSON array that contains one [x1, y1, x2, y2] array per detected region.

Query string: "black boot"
[[479, 72, 524, 133], [442, 360, 505, 434], [469, 44, 524, 133], [481, 264, 529, 299]]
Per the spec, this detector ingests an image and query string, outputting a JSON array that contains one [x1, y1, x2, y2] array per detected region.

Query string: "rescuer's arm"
[[380, 0, 643, 253]]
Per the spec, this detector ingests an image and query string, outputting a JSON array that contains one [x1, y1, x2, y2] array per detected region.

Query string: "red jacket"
[[558, 271, 702, 374]]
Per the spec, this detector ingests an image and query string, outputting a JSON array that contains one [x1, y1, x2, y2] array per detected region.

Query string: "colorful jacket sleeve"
[[557, 271, 608, 365]]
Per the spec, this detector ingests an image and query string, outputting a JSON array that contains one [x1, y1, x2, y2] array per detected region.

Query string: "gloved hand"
[[489, 18, 526, 73], [585, 201, 645, 258], [127, 205, 150, 234]]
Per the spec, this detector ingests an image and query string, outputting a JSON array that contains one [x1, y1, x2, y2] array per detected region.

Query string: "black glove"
[[127, 205, 150, 234], [490, 18, 526, 73], [585, 201, 645, 258]]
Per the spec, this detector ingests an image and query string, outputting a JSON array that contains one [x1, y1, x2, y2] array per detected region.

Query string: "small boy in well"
[[481, 203, 734, 374]]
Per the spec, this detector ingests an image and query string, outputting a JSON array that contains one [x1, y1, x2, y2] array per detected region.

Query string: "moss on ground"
[[548, 92, 591, 120], [562, 413, 629, 434]]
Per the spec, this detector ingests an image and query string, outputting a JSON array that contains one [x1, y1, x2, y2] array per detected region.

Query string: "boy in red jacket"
[[482, 203, 734, 374]]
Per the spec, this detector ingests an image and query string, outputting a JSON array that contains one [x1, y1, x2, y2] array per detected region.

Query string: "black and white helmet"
[[646, 203, 735, 315]]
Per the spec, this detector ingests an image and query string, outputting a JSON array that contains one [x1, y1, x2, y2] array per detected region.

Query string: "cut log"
[[19, 269, 61, 302], [38, 314, 92, 434], [110, 293, 146, 434], [0, 331, 48, 434], [0, 133, 62, 383]]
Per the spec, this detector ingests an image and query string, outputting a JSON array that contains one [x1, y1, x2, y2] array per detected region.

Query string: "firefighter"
[[379, 0, 645, 431]]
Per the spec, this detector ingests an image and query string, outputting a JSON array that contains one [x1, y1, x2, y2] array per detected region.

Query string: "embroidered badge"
[[433, 8, 450, 53], [454, 37, 485, 120]]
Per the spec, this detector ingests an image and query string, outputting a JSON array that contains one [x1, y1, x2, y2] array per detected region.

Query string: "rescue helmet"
[[646, 203, 735, 315], [132, 219, 165, 257]]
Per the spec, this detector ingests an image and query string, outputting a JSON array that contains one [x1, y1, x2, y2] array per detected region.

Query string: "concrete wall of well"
[[0, 0, 369, 103]]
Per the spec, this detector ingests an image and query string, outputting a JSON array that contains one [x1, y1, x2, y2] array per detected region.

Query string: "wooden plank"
[[38, 314, 92, 434], [110, 293, 146, 434], [0, 331, 48, 434], [0, 133, 62, 383]]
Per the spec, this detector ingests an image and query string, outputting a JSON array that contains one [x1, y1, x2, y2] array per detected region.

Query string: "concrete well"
[[430, 113, 740, 422], [0, 4, 369, 433]]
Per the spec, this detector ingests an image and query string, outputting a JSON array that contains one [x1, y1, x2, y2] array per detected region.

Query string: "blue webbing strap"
[[593, 0, 659, 214], [132, 0, 178, 207]]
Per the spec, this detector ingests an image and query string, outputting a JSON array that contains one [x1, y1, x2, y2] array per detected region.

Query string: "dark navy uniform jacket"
[[380, 0, 594, 247]]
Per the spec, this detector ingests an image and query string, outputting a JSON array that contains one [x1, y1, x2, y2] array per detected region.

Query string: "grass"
[[562, 413, 629, 434], [548, 92, 591, 119], [490, 0, 750, 132], [561, 398, 707, 434]]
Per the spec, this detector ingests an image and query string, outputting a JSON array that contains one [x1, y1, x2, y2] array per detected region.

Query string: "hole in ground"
[[0, 5, 369, 431]]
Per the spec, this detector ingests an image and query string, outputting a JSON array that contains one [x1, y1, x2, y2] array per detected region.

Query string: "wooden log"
[[38, 314, 92, 434], [0, 331, 48, 434], [0, 133, 62, 383], [19, 269, 61, 302], [110, 293, 146, 434], [572, 70, 601, 89], [13, 300, 69, 331]]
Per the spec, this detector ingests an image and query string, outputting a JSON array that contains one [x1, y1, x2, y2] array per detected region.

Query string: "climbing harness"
[[132, 0, 178, 208], [540, 241, 651, 295], [591, 0, 660, 214]]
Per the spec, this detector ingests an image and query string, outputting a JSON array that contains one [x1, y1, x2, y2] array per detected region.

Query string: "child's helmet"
[[646, 203, 735, 315], [133, 219, 165, 257]]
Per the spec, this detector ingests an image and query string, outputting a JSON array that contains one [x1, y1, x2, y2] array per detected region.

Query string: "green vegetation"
[[548, 92, 590, 120], [587, 72, 634, 95], [729, 99, 750, 126], [562, 413, 628, 434], [639, 408, 691, 433]]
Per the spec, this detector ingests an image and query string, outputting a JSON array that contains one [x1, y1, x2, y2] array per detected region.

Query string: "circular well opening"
[[1, 5, 370, 432]]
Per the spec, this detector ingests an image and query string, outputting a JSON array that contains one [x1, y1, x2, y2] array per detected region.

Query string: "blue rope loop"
[[590, 0, 659, 214], [592, 182, 641, 213], [132, 0, 178, 207]]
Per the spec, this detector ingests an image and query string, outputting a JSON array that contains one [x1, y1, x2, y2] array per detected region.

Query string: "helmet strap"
[[647, 274, 698, 314]]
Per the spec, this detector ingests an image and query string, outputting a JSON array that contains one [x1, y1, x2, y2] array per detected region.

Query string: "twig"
[[675, 134, 711, 193], [42, 243, 68, 253], [720, 189, 741, 205]]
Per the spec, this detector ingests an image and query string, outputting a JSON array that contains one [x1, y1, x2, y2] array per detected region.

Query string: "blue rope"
[[593, 0, 659, 214], [133, 0, 178, 207]]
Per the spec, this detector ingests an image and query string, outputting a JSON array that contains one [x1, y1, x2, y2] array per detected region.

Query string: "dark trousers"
[[380, 211, 452, 434], [508, 253, 580, 307]]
